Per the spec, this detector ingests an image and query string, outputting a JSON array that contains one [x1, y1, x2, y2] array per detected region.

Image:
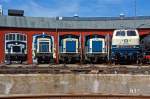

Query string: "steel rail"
[[0, 94, 150, 99]]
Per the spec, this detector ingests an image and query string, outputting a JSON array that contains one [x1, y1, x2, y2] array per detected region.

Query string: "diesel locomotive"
[[5, 33, 27, 64], [84, 34, 108, 63], [111, 29, 141, 64], [32, 33, 54, 64], [59, 34, 81, 63]]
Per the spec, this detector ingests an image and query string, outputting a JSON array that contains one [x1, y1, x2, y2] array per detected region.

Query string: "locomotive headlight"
[[8, 44, 11, 48], [22, 45, 25, 48], [133, 45, 136, 48]]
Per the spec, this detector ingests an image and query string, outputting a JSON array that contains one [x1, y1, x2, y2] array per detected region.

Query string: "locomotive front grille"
[[12, 46, 21, 53]]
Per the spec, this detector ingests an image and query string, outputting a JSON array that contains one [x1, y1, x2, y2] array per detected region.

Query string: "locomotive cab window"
[[11, 34, 15, 40], [6, 35, 9, 40], [17, 34, 20, 40], [5, 33, 27, 41], [116, 31, 125, 36], [20, 35, 23, 40], [127, 31, 136, 36], [9, 34, 13, 40], [23, 35, 26, 41]]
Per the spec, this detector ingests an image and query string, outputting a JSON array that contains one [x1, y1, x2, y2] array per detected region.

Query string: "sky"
[[0, 0, 150, 17]]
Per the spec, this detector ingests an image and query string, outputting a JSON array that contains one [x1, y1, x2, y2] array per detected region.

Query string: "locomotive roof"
[[1, 16, 150, 29]]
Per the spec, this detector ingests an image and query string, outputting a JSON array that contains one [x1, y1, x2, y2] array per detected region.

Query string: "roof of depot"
[[0, 16, 150, 29]]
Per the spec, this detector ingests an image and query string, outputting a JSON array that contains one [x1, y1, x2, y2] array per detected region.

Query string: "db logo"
[[124, 39, 128, 43]]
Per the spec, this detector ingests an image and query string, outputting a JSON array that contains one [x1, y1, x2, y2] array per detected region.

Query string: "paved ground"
[[0, 74, 149, 96]]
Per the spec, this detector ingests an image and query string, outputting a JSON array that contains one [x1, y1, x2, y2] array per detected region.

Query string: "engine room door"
[[66, 41, 76, 52], [92, 41, 102, 52], [39, 42, 50, 53]]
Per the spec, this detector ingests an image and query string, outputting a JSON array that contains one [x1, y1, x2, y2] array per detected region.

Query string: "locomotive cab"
[[59, 34, 81, 63], [111, 29, 140, 64], [5, 33, 27, 64]]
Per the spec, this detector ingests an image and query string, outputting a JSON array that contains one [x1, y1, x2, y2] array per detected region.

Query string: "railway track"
[[0, 94, 150, 99], [0, 64, 150, 74]]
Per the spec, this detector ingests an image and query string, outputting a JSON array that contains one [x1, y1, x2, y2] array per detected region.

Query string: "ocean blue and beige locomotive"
[[32, 33, 54, 64], [111, 29, 141, 64], [5, 33, 27, 64], [84, 34, 108, 63], [59, 34, 81, 63]]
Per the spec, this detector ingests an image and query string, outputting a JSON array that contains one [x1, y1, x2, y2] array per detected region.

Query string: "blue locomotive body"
[[84, 35, 107, 63], [59, 35, 81, 63]]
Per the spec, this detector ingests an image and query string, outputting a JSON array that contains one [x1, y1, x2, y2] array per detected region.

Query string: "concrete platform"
[[0, 74, 149, 96]]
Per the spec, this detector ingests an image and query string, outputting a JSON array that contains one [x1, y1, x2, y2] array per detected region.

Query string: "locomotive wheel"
[[20, 60, 23, 64], [136, 59, 141, 65], [90, 57, 93, 63], [104, 58, 109, 64], [80, 57, 82, 64], [111, 60, 116, 65], [5, 60, 11, 65], [63, 57, 68, 63], [93, 57, 97, 63], [37, 58, 42, 64], [68, 58, 71, 63], [84, 58, 90, 64]]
